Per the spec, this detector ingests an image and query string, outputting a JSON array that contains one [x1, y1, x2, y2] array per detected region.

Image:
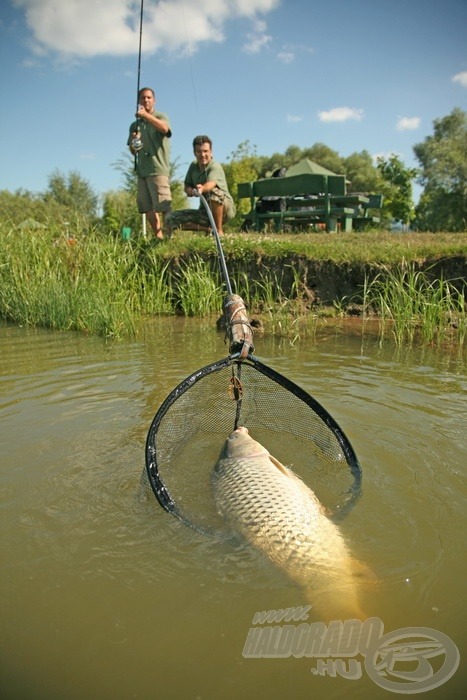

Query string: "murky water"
[[1, 319, 465, 699]]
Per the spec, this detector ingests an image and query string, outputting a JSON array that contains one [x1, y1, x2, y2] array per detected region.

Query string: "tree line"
[[1, 108, 465, 234]]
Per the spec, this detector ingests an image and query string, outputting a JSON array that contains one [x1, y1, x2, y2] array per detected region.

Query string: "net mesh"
[[145, 355, 361, 534]]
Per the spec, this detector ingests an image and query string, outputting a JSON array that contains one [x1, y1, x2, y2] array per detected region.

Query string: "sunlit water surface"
[[1, 319, 465, 699]]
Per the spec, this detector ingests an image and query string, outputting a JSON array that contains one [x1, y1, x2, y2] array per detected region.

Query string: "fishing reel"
[[131, 136, 143, 152]]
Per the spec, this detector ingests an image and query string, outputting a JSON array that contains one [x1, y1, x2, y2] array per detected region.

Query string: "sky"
[[1, 0, 466, 205]]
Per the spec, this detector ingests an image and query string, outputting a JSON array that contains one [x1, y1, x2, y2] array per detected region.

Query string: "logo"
[[242, 609, 460, 694], [365, 627, 460, 694]]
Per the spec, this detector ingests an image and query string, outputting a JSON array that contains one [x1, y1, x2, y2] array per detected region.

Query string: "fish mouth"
[[233, 426, 249, 435]]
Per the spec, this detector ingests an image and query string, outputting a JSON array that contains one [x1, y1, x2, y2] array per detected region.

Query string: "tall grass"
[[364, 262, 466, 348], [0, 226, 170, 337], [1, 224, 465, 349], [174, 257, 223, 316], [230, 263, 319, 342]]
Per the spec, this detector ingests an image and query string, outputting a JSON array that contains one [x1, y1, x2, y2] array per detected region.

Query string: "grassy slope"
[[157, 231, 467, 265]]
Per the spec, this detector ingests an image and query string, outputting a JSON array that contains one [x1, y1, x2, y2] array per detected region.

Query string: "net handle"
[[198, 194, 254, 358], [199, 193, 232, 294], [224, 295, 254, 358]]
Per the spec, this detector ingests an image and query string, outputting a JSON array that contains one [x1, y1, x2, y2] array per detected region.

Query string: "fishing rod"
[[131, 0, 145, 161]]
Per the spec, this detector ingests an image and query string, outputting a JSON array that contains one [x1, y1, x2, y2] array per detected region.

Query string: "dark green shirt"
[[184, 159, 234, 207], [128, 111, 171, 177]]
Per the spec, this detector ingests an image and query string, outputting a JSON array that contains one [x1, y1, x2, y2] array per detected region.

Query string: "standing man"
[[165, 135, 235, 237], [128, 87, 172, 239]]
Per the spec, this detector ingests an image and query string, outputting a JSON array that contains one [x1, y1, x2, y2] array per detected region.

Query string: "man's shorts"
[[137, 174, 172, 214]]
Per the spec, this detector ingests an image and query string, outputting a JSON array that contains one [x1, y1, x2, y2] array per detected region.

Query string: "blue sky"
[[1, 0, 466, 204]]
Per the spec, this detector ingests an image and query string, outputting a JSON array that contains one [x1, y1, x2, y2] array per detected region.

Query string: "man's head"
[[193, 135, 213, 168], [138, 88, 155, 112]]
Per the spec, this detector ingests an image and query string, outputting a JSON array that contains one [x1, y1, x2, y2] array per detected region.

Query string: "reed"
[[1, 224, 465, 350], [0, 226, 170, 337], [364, 263, 466, 348], [234, 264, 319, 341], [173, 256, 223, 316]]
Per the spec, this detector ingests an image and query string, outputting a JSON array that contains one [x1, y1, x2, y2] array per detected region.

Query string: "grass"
[[363, 262, 466, 348], [0, 223, 465, 351], [180, 230, 467, 265]]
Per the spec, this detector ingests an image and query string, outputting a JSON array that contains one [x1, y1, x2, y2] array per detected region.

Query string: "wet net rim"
[[145, 353, 362, 530]]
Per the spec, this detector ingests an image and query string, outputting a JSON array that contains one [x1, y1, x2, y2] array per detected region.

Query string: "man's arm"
[[137, 107, 171, 135]]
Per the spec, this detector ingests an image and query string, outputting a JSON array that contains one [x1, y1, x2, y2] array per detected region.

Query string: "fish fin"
[[268, 454, 294, 477], [302, 585, 367, 622], [349, 557, 379, 587], [267, 457, 327, 512]]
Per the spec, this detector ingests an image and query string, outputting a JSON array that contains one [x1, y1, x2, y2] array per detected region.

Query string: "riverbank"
[[1, 226, 466, 344], [152, 230, 467, 307]]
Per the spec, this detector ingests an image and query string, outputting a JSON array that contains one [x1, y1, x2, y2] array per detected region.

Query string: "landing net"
[[145, 196, 362, 534]]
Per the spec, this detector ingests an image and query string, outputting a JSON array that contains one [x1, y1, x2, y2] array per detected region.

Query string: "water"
[[1, 319, 465, 699]]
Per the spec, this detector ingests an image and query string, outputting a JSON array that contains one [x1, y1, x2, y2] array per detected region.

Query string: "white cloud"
[[13, 0, 280, 57], [286, 114, 302, 123], [318, 107, 364, 123], [278, 51, 294, 64], [242, 18, 272, 54], [452, 71, 467, 88], [277, 42, 314, 64], [396, 116, 420, 131]]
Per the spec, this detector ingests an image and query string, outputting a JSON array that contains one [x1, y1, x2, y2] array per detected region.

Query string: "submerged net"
[[145, 354, 361, 535]]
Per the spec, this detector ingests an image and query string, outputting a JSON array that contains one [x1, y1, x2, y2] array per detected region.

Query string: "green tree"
[[0, 188, 71, 228], [413, 108, 467, 231], [112, 152, 138, 198], [44, 170, 98, 220], [101, 190, 139, 234], [108, 152, 188, 235], [377, 154, 418, 227], [260, 143, 345, 176], [302, 143, 345, 174], [223, 141, 262, 221], [344, 150, 383, 193]]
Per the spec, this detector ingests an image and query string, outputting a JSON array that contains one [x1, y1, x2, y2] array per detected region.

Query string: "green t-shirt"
[[184, 159, 234, 206], [128, 111, 171, 177]]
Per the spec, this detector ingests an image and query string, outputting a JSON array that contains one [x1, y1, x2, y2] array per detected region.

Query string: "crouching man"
[[166, 135, 235, 236]]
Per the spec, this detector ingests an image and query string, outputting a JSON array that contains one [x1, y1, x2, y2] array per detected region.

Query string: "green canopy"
[[286, 158, 350, 183], [286, 158, 338, 177]]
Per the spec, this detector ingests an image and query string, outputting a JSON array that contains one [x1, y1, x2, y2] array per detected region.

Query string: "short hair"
[[138, 87, 155, 99], [193, 135, 212, 150]]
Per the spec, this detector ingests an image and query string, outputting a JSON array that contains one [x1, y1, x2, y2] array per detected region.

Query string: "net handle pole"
[[198, 194, 254, 357], [199, 193, 233, 295], [224, 294, 254, 358]]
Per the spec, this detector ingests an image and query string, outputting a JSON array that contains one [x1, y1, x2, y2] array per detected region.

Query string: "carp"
[[212, 426, 374, 621]]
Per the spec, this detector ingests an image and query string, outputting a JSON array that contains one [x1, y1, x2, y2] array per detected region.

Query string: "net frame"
[[145, 352, 362, 532]]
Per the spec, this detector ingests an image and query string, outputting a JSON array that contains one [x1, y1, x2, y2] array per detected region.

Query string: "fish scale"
[[212, 427, 374, 620]]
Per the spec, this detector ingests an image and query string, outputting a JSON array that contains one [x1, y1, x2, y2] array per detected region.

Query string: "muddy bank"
[[193, 254, 467, 308]]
